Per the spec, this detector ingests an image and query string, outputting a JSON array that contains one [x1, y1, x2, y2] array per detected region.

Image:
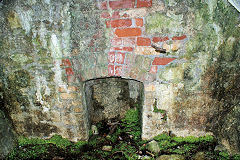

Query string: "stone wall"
[[0, 0, 239, 155], [84, 77, 143, 123]]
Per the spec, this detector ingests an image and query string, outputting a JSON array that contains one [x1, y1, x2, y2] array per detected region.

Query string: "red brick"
[[109, 0, 135, 10], [136, 18, 143, 27], [137, 37, 151, 46], [111, 11, 120, 19], [106, 20, 111, 28], [149, 65, 158, 73], [110, 19, 132, 28], [115, 52, 125, 64], [108, 52, 115, 64], [62, 59, 71, 67], [172, 35, 187, 40], [137, 0, 152, 8], [123, 47, 133, 51], [152, 37, 169, 43], [152, 57, 176, 65], [115, 65, 123, 76], [100, 1, 107, 10], [108, 65, 115, 76], [67, 75, 75, 83], [115, 28, 141, 37], [114, 47, 122, 51], [123, 38, 136, 46], [101, 12, 110, 19], [65, 68, 74, 75], [111, 38, 122, 46]]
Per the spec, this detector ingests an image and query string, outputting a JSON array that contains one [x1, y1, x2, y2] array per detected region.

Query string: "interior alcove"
[[84, 77, 144, 127]]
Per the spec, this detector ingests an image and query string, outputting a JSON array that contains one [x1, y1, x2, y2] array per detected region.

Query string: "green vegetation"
[[152, 99, 167, 121], [121, 108, 141, 141], [7, 131, 240, 160], [6, 107, 240, 160]]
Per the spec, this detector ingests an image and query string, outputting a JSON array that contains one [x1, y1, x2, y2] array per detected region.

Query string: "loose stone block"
[[135, 46, 159, 55], [60, 93, 77, 100], [162, 42, 171, 52], [120, 8, 148, 18], [171, 40, 181, 51]]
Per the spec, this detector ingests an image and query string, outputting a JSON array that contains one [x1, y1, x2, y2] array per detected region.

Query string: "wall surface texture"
[[0, 0, 239, 156]]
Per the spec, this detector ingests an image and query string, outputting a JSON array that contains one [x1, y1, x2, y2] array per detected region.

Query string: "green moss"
[[9, 70, 30, 88], [122, 108, 141, 141], [18, 136, 46, 146], [7, 11, 21, 29], [153, 133, 216, 156], [146, 13, 183, 35], [48, 135, 72, 148]]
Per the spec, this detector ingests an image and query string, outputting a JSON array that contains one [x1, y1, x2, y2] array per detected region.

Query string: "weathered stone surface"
[[147, 140, 160, 153], [85, 78, 143, 123], [0, 111, 16, 159], [91, 125, 99, 135], [102, 145, 112, 152], [192, 152, 206, 160], [0, 0, 239, 154]]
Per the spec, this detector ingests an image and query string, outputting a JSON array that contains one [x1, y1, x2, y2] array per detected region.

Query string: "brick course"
[[115, 28, 142, 37]]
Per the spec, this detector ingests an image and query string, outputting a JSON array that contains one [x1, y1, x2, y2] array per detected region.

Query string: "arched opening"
[[84, 77, 144, 134]]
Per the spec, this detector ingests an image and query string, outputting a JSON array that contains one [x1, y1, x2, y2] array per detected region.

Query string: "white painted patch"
[[61, 3, 71, 57], [35, 74, 51, 105], [50, 34, 62, 59], [39, 22, 48, 48], [15, 7, 33, 34]]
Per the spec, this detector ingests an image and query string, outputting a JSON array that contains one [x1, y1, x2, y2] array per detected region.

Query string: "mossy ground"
[[4, 108, 240, 160]]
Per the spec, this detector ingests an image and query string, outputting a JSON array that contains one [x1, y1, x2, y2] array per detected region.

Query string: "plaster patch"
[[50, 34, 62, 59], [15, 6, 33, 34], [119, 8, 147, 18], [35, 74, 51, 105]]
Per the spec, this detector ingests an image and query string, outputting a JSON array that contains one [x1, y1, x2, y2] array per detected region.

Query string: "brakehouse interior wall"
[[0, 0, 239, 154]]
